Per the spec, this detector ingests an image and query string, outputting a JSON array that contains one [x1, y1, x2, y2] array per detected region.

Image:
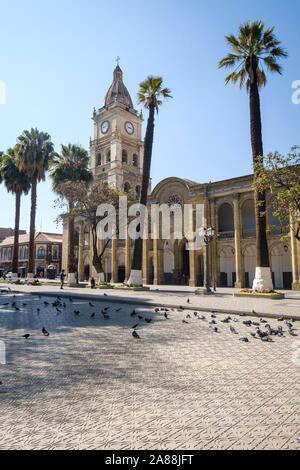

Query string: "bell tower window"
[[133, 154, 138, 167], [106, 150, 111, 163], [97, 153, 102, 166], [122, 150, 128, 163]]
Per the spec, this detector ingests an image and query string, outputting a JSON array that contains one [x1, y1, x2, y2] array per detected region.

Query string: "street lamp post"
[[199, 227, 215, 293]]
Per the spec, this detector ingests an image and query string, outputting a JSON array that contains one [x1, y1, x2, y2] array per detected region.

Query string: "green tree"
[[128, 76, 172, 286], [254, 147, 300, 240], [56, 180, 133, 283], [0, 148, 31, 276], [219, 20, 287, 291], [49, 144, 93, 283], [16, 128, 54, 277]]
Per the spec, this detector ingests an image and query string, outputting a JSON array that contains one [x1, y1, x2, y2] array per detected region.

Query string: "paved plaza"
[[0, 285, 300, 450]]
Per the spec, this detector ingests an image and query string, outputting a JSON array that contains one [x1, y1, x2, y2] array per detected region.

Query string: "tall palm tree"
[[16, 128, 54, 277], [128, 76, 172, 286], [49, 144, 93, 284], [0, 148, 31, 277], [218, 20, 287, 291]]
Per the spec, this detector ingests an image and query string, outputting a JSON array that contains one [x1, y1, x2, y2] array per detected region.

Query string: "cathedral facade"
[[62, 66, 300, 291]]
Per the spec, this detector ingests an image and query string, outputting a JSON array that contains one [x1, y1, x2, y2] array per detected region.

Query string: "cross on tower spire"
[[116, 56, 120, 66]]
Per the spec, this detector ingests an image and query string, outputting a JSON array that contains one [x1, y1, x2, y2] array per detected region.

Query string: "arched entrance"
[[219, 246, 235, 287], [118, 253, 125, 283], [174, 239, 189, 285], [271, 244, 292, 289]]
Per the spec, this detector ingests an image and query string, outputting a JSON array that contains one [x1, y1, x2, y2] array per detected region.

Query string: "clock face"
[[167, 194, 183, 207], [125, 121, 134, 134], [101, 121, 109, 134]]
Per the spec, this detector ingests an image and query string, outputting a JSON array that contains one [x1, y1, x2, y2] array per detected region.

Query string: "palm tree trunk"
[[28, 178, 37, 277], [12, 191, 21, 276], [129, 104, 155, 285], [249, 67, 273, 291], [68, 200, 76, 278], [249, 80, 269, 267]]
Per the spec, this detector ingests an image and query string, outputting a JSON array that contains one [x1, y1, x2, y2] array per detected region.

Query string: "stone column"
[[125, 232, 131, 283], [188, 206, 197, 287], [233, 194, 243, 288], [78, 223, 84, 282], [111, 237, 118, 283], [142, 238, 150, 284], [291, 218, 300, 290], [153, 239, 163, 285], [210, 199, 218, 289]]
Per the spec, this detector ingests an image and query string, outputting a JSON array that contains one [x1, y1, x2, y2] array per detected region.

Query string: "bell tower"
[[90, 65, 144, 196]]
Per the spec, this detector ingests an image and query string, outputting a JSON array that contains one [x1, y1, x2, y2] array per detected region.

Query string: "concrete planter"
[[195, 288, 216, 296], [234, 292, 285, 300]]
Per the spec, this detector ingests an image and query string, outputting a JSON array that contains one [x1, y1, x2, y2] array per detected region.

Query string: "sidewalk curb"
[[3, 287, 297, 322]]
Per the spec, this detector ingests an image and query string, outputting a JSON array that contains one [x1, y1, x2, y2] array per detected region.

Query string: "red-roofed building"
[[0, 232, 62, 278]]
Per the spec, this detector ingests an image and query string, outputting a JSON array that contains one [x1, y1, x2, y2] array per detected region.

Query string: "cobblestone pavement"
[[0, 290, 300, 450]]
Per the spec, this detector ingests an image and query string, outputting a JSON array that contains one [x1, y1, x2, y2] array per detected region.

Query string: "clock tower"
[[90, 65, 144, 196]]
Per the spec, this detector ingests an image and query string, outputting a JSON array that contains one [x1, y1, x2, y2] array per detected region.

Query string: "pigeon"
[[74, 310, 80, 316], [138, 315, 143, 320], [239, 337, 249, 342], [145, 318, 152, 323], [89, 302, 94, 307], [103, 307, 109, 311], [252, 321, 260, 326], [211, 314, 216, 319], [56, 308, 62, 314], [198, 314, 206, 320], [233, 318, 239, 322], [22, 334, 30, 339], [90, 313, 95, 318], [193, 312, 198, 317], [278, 317, 284, 322], [260, 319, 267, 324], [132, 330, 140, 339], [155, 308, 160, 313], [186, 314, 191, 319], [230, 326, 238, 334], [44, 301, 49, 306], [261, 336, 273, 342], [115, 308, 121, 312], [243, 320, 252, 327], [103, 314, 110, 320], [69, 297, 73, 302], [14, 306, 20, 311], [104, 293, 108, 296], [209, 320, 217, 325], [37, 308, 40, 314], [22, 303, 27, 307], [187, 299, 190, 304], [130, 310, 137, 317], [164, 312, 168, 319], [295, 438, 300, 443], [182, 320, 189, 324], [250, 332, 257, 338], [210, 326, 218, 333], [131, 324, 138, 329], [221, 317, 231, 323], [42, 327, 49, 337]]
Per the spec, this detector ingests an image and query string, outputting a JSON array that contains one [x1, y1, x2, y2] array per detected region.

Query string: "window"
[[106, 150, 111, 163], [37, 247, 46, 259], [97, 153, 102, 166], [124, 182, 131, 192], [122, 150, 128, 163], [136, 185, 141, 199], [133, 154, 138, 167], [52, 245, 59, 260]]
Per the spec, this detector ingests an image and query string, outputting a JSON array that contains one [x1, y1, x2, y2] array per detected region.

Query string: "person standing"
[[60, 269, 66, 289]]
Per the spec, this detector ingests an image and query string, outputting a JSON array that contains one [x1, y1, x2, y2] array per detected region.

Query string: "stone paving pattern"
[[0, 288, 300, 450]]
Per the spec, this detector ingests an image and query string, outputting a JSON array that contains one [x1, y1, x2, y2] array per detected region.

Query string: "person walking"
[[60, 269, 66, 290]]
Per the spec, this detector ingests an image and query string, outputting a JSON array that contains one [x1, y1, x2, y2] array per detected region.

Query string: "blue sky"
[[0, 0, 299, 233]]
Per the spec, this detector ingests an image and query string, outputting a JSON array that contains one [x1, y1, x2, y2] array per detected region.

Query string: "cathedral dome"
[[103, 66, 133, 108]]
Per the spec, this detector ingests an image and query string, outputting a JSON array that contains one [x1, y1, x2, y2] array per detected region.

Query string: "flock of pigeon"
[[0, 288, 298, 346]]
